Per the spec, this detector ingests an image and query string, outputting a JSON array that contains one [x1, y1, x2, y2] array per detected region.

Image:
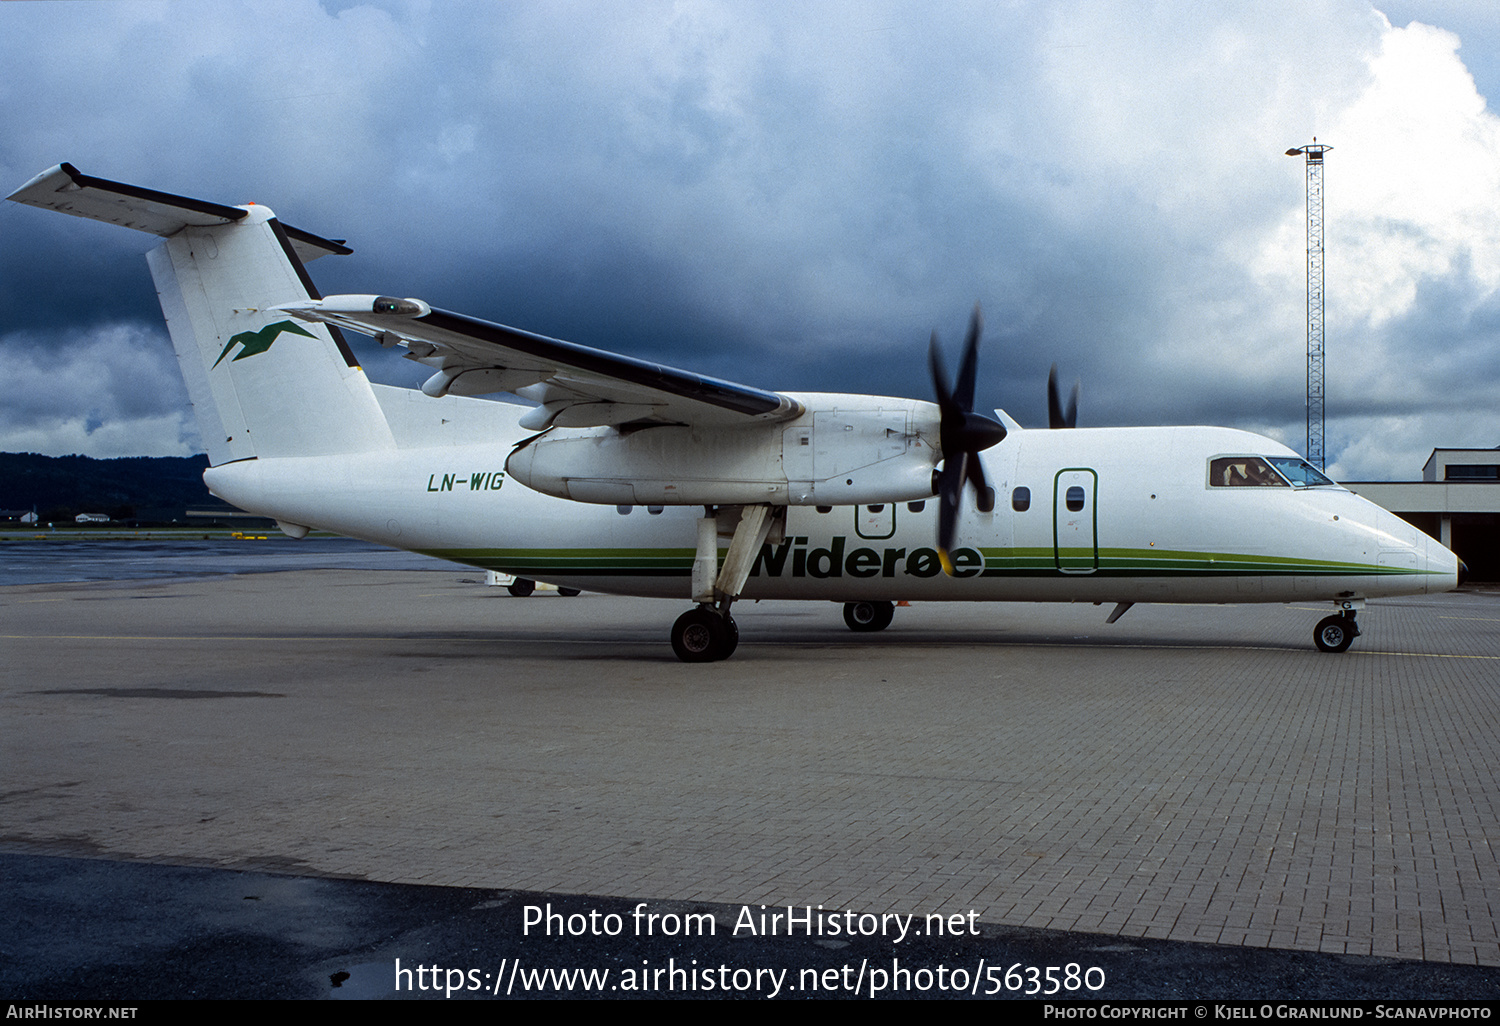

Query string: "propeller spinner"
[[929, 305, 1008, 571]]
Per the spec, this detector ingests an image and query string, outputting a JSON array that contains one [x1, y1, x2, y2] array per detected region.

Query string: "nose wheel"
[[1313, 612, 1360, 653], [671, 606, 739, 662]]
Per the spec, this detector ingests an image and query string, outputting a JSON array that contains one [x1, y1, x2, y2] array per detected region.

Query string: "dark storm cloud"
[[2, 1, 1498, 477], [0, 322, 194, 456], [0, 207, 163, 333]]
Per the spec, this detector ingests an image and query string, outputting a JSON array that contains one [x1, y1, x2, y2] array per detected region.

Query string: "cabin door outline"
[[1053, 468, 1099, 573]]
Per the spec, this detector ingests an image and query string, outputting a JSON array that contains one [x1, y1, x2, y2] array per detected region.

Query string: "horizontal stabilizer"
[[7, 163, 350, 262]]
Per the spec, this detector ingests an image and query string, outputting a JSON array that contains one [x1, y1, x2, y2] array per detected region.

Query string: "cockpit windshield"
[[1208, 455, 1338, 489], [1264, 457, 1336, 488], [1209, 456, 1287, 487]]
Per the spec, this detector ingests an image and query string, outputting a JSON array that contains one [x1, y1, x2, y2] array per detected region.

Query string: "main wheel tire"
[[843, 600, 895, 633], [671, 608, 728, 663], [720, 614, 739, 659], [557, 587, 581, 597], [1314, 615, 1356, 653], [508, 578, 536, 597]]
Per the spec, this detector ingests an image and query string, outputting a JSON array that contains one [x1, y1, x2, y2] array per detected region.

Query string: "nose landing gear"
[[1313, 599, 1363, 653], [1313, 614, 1360, 653]]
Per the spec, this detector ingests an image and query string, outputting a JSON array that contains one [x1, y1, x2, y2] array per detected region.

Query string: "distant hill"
[[0, 452, 215, 524]]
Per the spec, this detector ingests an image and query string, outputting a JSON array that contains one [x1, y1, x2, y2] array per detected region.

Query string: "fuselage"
[[202, 390, 1460, 605]]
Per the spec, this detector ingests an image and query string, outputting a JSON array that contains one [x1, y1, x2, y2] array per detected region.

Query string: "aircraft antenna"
[[1286, 140, 1331, 470]]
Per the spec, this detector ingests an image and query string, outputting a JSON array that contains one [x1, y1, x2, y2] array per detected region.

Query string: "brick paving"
[[3, 571, 1498, 964]]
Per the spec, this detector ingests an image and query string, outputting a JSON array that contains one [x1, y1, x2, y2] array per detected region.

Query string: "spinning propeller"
[[928, 304, 1008, 571], [1048, 364, 1080, 429]]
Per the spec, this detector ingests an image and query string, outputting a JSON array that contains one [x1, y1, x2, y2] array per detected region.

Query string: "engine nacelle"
[[505, 394, 943, 506]]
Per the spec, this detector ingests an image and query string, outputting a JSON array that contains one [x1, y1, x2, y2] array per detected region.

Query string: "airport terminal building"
[[1347, 447, 1500, 582]]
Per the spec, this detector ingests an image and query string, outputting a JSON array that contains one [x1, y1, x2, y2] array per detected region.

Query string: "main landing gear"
[[1313, 599, 1363, 653], [671, 606, 739, 662], [843, 600, 895, 632], [671, 504, 781, 663], [506, 577, 581, 597]]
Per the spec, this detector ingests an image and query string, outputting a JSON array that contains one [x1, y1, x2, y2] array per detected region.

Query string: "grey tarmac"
[[4, 566, 1500, 998]]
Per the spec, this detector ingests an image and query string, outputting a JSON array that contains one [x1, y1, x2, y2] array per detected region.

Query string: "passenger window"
[[907, 500, 925, 512], [867, 504, 884, 513], [1011, 487, 1030, 512], [647, 505, 664, 515], [816, 505, 832, 513], [1065, 486, 1085, 512], [616, 505, 631, 515], [1209, 456, 1288, 487]]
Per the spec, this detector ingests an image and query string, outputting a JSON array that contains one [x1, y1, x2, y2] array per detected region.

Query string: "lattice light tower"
[[1286, 140, 1331, 470]]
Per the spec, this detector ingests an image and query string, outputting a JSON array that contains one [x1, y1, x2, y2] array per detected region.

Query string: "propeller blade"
[[928, 304, 1007, 570], [929, 331, 952, 408], [953, 304, 982, 412], [1048, 363, 1079, 429], [936, 454, 966, 556], [965, 451, 995, 513]]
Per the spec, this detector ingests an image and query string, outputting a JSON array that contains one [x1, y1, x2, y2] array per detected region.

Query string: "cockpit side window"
[[1208, 456, 1289, 488]]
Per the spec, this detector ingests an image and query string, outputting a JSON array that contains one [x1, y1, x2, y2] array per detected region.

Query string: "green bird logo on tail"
[[213, 319, 316, 368]]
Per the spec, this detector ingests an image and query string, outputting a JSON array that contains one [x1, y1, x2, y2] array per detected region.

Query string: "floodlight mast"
[[1286, 140, 1331, 471]]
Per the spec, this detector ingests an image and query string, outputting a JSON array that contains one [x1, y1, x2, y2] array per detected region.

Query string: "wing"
[[272, 295, 804, 430]]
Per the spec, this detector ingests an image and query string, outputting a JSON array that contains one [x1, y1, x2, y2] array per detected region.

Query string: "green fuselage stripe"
[[419, 545, 1422, 579]]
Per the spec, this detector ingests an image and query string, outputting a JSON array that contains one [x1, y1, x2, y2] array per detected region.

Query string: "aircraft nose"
[[1422, 533, 1465, 593]]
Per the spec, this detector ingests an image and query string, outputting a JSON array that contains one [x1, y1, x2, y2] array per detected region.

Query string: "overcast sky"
[[3, 0, 1499, 480]]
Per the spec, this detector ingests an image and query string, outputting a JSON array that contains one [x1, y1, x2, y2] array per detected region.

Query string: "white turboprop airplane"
[[9, 164, 1465, 661]]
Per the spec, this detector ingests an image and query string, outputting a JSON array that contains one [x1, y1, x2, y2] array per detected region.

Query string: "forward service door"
[[1053, 468, 1098, 573]]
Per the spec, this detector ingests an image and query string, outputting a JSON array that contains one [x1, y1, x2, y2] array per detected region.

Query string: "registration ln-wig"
[[9, 165, 1465, 661]]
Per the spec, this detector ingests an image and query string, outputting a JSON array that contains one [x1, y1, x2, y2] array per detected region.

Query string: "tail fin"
[[9, 164, 394, 465]]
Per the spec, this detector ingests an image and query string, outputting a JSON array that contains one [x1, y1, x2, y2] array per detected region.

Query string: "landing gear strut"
[[671, 504, 781, 663], [1313, 600, 1362, 653], [843, 600, 895, 632]]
